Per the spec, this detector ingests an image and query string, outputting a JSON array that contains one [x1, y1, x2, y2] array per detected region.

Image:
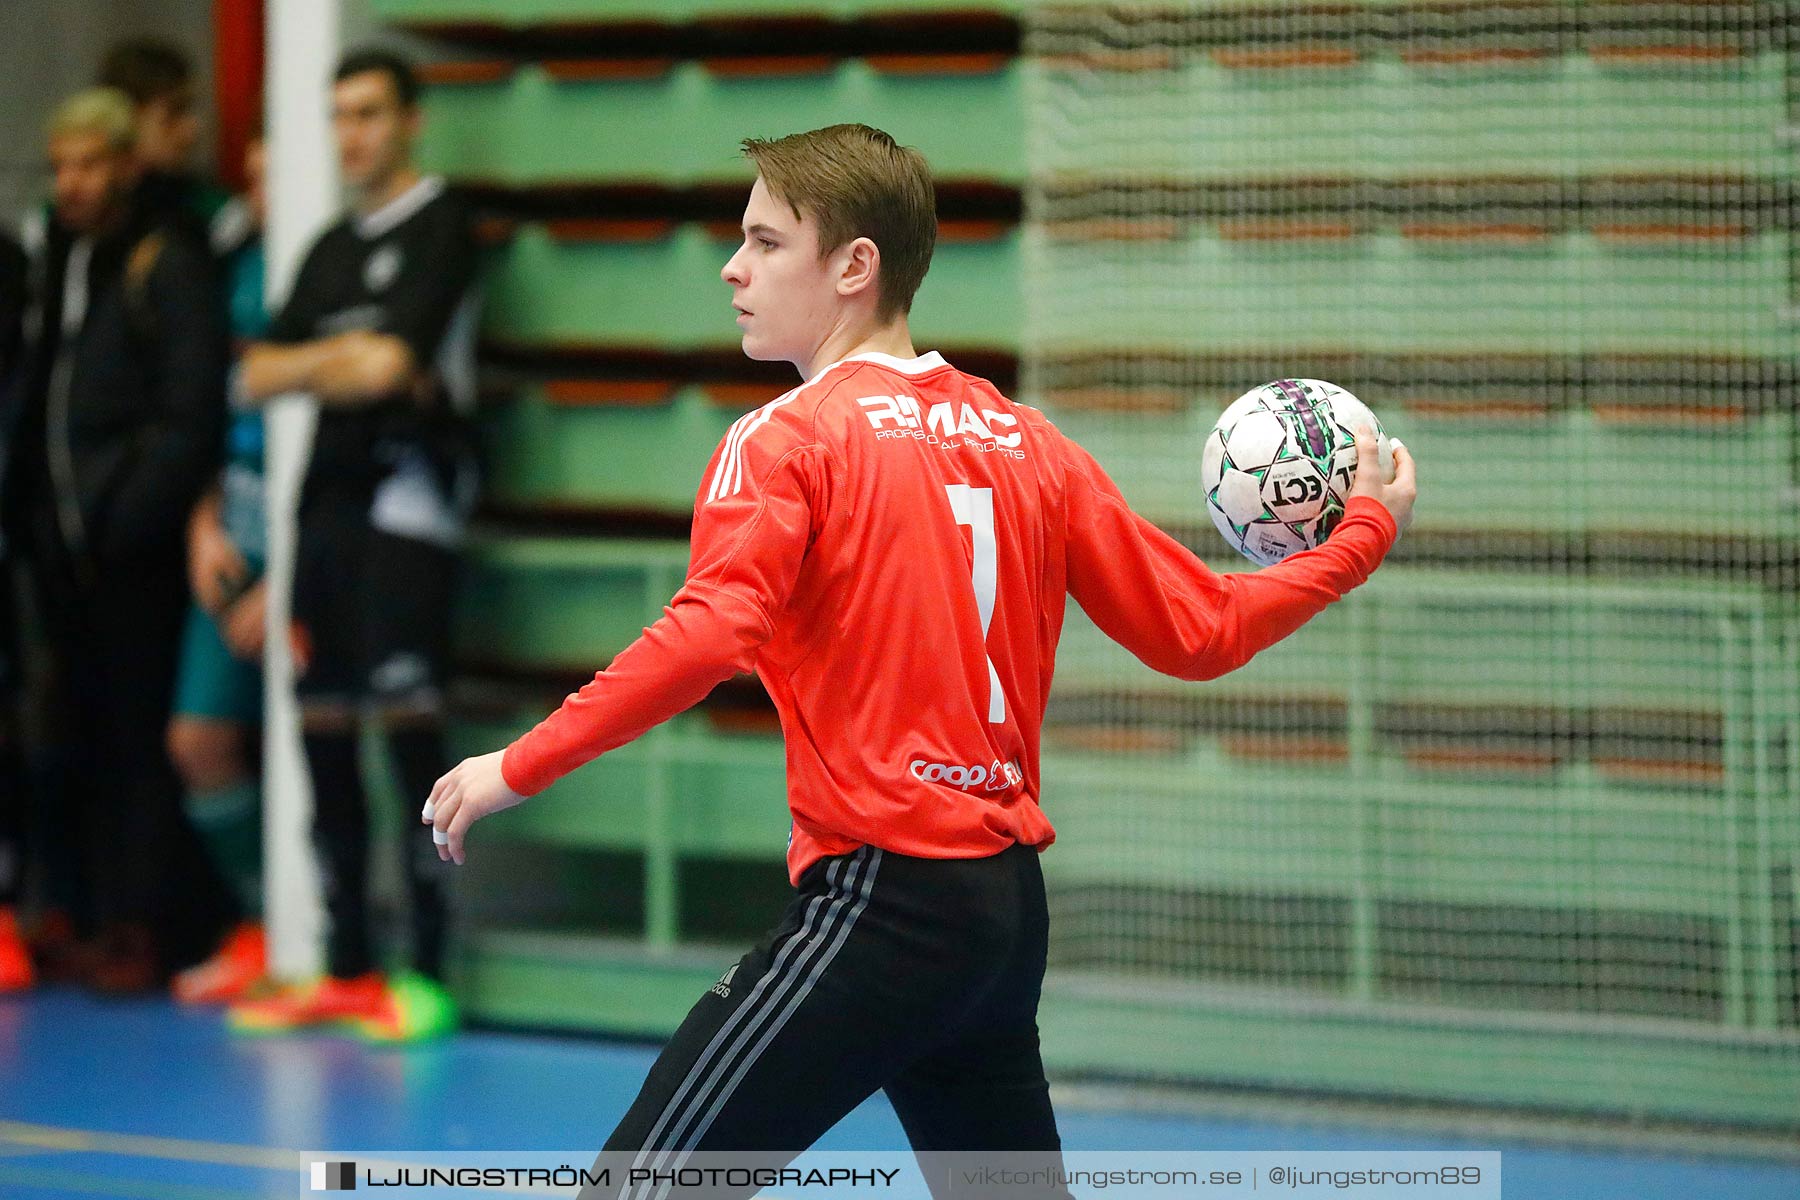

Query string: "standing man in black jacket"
[[4, 88, 234, 990]]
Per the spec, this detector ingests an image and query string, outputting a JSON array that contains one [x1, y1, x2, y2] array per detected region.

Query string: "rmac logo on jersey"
[[858, 394, 922, 430], [909, 758, 1025, 792], [859, 395, 1024, 457]]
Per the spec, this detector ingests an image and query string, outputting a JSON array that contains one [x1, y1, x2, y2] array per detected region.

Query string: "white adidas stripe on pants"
[[618, 845, 883, 1200]]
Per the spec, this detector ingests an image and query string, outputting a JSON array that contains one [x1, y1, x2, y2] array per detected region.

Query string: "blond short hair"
[[48, 87, 137, 153], [743, 124, 936, 321]]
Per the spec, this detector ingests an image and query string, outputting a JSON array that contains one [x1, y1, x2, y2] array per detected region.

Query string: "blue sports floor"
[[1, 987, 1795, 1200]]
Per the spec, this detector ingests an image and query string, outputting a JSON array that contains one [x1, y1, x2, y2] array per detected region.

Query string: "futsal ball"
[[1200, 378, 1392, 567]]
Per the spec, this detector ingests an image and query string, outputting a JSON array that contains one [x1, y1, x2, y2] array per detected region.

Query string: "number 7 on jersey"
[[944, 484, 1005, 723]]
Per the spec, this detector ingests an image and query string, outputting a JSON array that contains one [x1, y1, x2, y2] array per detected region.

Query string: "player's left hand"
[[1348, 425, 1416, 537], [422, 750, 524, 866]]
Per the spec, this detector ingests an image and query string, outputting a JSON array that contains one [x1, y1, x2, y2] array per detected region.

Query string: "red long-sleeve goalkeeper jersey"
[[501, 351, 1397, 885]]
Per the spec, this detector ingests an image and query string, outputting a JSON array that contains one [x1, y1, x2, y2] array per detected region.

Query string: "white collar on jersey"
[[354, 174, 445, 240], [808, 350, 947, 384]]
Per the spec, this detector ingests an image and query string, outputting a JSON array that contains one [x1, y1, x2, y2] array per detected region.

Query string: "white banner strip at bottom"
[[296, 1149, 1502, 1199]]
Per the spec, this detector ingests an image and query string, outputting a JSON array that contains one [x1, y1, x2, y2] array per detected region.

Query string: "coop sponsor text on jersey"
[[909, 758, 1026, 791]]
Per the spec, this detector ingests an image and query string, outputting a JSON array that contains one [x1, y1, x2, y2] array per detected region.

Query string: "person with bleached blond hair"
[[3, 86, 233, 993]]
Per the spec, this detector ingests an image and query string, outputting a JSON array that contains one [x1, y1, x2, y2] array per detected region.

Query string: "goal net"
[[1023, 0, 1798, 1128]]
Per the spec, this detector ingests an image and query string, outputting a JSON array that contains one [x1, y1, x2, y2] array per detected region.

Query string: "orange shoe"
[[227, 971, 386, 1035], [0, 907, 34, 994], [174, 922, 267, 1005]]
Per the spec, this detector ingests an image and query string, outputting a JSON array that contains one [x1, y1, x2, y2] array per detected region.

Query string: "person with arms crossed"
[[427, 125, 1416, 1197], [230, 49, 478, 1043]]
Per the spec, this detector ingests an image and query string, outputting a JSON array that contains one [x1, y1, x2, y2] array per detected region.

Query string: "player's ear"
[[835, 236, 880, 301]]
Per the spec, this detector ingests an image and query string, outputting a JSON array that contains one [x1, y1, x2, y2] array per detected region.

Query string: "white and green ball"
[[1200, 378, 1392, 567]]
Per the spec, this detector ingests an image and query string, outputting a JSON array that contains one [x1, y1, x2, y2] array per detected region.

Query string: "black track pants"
[[586, 841, 1074, 1200]]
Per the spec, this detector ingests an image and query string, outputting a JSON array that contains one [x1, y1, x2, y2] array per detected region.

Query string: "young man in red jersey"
[[426, 124, 1416, 1196]]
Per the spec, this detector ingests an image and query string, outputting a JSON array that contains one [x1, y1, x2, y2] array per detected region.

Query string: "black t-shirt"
[[265, 177, 478, 491]]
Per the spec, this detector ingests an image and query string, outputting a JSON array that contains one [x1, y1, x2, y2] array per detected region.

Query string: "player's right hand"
[[423, 750, 524, 866], [1348, 425, 1416, 537]]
